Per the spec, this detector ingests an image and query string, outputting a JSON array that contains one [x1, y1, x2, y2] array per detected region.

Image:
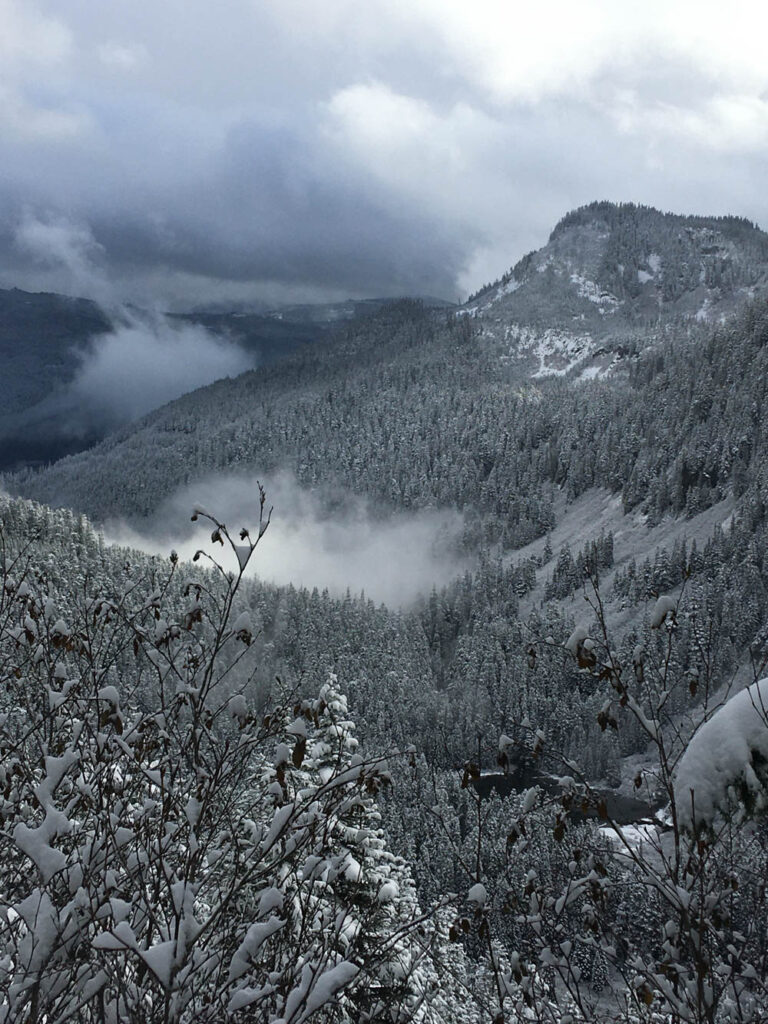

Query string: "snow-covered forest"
[[3, 202, 768, 1021]]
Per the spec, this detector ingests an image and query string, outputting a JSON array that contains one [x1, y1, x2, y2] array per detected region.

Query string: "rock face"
[[464, 201, 768, 377]]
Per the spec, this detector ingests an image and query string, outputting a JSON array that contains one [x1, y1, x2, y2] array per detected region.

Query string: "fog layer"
[[69, 312, 253, 428], [12, 214, 254, 437], [105, 471, 467, 608]]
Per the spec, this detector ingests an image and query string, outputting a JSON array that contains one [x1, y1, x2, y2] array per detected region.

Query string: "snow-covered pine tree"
[[223, 676, 450, 1023]]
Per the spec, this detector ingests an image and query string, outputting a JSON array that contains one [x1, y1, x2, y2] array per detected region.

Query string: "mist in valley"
[[8, 214, 255, 445], [104, 470, 468, 607]]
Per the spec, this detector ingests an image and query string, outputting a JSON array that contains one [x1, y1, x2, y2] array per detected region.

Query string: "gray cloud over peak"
[[2, 1, 768, 309]]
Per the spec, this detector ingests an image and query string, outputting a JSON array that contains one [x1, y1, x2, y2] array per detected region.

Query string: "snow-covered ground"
[[675, 677, 768, 829], [569, 272, 619, 311], [511, 487, 736, 630], [499, 323, 596, 377], [512, 488, 732, 573], [600, 821, 661, 853]]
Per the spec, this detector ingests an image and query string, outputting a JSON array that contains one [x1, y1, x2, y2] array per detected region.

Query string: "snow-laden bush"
[[0, 497, 451, 1023], [491, 584, 768, 1023]]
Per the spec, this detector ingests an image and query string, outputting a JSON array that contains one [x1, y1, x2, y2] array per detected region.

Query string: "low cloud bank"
[[12, 213, 255, 438], [68, 311, 253, 428], [105, 471, 467, 608]]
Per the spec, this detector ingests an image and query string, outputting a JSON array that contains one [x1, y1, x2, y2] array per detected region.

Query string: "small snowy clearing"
[[501, 324, 596, 378], [600, 822, 660, 852], [578, 365, 605, 380], [569, 273, 619, 310], [576, 352, 621, 382]]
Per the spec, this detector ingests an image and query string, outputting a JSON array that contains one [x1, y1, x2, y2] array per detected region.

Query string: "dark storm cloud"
[[0, 103, 471, 306], [86, 116, 472, 295], [2, 1, 768, 308]]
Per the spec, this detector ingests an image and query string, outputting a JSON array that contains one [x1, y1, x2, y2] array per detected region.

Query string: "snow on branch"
[[675, 677, 768, 830]]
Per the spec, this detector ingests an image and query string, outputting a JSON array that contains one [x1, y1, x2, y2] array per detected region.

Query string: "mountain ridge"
[[465, 200, 768, 378], [8, 200, 768, 538]]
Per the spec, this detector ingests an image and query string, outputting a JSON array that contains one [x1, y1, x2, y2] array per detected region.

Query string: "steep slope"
[[467, 201, 768, 376]]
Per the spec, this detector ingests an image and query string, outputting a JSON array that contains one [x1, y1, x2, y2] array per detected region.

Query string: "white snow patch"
[[600, 822, 659, 851], [565, 622, 591, 657], [695, 297, 713, 322], [493, 277, 520, 300], [504, 324, 595, 378], [228, 694, 248, 721], [232, 611, 252, 635], [467, 883, 487, 907], [675, 678, 768, 830], [521, 786, 539, 813], [537, 255, 554, 273], [92, 921, 139, 952], [378, 881, 399, 903], [576, 358, 620, 382], [258, 887, 284, 916], [578, 365, 603, 380], [569, 273, 619, 309], [97, 685, 120, 708], [229, 916, 286, 983], [650, 595, 677, 628], [140, 940, 177, 989]]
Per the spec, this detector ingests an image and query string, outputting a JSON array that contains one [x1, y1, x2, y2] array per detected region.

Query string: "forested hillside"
[[0, 283, 455, 476], [4, 474, 768, 1021]]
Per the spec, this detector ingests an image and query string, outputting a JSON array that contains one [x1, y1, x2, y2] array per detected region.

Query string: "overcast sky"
[[3, 0, 768, 309]]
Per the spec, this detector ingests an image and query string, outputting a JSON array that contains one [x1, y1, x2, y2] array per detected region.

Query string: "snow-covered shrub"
[[501, 584, 768, 1023], [0, 497, 449, 1023]]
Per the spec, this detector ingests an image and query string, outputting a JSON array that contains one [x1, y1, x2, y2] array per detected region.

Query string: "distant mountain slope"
[[466, 201, 768, 376], [170, 295, 454, 360], [8, 286, 768, 566], [262, 295, 456, 325], [0, 289, 420, 472], [0, 288, 110, 416], [10, 203, 768, 551]]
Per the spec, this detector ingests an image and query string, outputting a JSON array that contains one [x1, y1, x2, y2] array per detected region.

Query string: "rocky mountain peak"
[[465, 201, 768, 378]]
